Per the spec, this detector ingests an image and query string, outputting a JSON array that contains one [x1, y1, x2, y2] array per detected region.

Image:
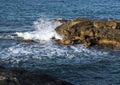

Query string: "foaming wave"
[[0, 33, 15, 39], [15, 18, 62, 41], [1, 41, 118, 69]]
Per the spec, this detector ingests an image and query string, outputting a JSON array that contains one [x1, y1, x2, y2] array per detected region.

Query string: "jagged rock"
[[55, 18, 120, 49], [0, 66, 73, 85]]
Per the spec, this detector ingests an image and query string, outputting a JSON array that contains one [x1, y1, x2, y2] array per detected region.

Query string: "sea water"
[[0, 0, 120, 85]]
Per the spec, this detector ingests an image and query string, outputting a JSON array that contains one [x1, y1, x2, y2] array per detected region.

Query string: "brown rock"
[[98, 39, 120, 49], [62, 39, 73, 45], [55, 17, 120, 49], [18, 40, 35, 43], [106, 20, 117, 29], [93, 20, 106, 29]]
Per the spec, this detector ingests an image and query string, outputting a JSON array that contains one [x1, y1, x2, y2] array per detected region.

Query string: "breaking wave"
[[0, 18, 120, 71], [15, 18, 62, 41]]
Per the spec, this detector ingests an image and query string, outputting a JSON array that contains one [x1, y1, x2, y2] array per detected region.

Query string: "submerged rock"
[[55, 17, 120, 49], [18, 39, 35, 43], [0, 66, 73, 85]]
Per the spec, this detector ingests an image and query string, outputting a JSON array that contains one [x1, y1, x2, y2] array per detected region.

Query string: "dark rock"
[[18, 39, 35, 43], [0, 66, 73, 85], [116, 20, 120, 29], [55, 17, 120, 49]]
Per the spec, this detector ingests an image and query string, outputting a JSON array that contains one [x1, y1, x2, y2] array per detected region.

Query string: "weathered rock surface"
[[0, 66, 73, 85], [55, 18, 120, 49]]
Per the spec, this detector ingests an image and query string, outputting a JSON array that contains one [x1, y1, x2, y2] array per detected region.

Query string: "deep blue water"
[[0, 0, 120, 85]]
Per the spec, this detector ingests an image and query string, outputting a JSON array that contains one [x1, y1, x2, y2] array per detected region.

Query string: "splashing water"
[[0, 41, 117, 67], [0, 18, 119, 68], [0, 18, 120, 85], [15, 18, 62, 41], [1, 0, 120, 84]]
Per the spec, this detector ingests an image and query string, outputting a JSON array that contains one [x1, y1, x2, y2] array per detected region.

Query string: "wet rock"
[[0, 66, 73, 85], [18, 39, 35, 43], [55, 17, 120, 49], [54, 18, 68, 26], [0, 76, 20, 85], [61, 39, 73, 45]]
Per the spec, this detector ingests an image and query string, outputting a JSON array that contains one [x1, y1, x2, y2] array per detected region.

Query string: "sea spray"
[[16, 18, 62, 41], [0, 18, 117, 67]]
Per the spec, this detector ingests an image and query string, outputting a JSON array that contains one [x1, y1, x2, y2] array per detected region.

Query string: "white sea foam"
[[0, 18, 120, 70], [0, 42, 112, 66], [15, 18, 62, 41], [0, 33, 15, 39], [1, 39, 120, 70]]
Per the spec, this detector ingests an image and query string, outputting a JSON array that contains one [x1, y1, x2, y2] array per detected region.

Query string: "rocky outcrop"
[[0, 66, 73, 85], [55, 18, 120, 49]]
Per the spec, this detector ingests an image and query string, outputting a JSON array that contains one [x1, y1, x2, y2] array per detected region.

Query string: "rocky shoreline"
[[0, 66, 73, 85], [55, 18, 120, 49]]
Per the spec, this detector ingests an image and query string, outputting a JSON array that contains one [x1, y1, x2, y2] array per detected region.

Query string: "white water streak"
[[16, 18, 62, 41]]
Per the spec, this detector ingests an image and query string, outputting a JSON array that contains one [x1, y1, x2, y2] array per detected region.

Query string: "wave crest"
[[15, 18, 62, 41]]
